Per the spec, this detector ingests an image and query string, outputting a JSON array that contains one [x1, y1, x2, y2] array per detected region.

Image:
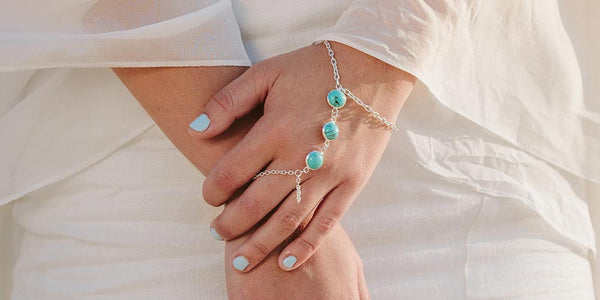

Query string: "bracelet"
[[252, 40, 398, 203]]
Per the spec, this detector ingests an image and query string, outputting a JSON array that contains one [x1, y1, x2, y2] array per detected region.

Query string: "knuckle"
[[345, 171, 367, 187], [251, 60, 269, 75], [297, 237, 317, 254], [202, 189, 219, 207], [241, 195, 265, 216], [247, 239, 270, 257], [276, 209, 302, 233], [212, 168, 238, 195], [202, 182, 221, 207], [212, 88, 235, 114], [211, 219, 233, 240], [314, 215, 337, 235]]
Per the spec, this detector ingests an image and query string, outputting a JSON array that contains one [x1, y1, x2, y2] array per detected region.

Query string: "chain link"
[[341, 87, 399, 131], [326, 43, 343, 90], [253, 166, 310, 203], [324, 41, 398, 132], [252, 41, 398, 204]]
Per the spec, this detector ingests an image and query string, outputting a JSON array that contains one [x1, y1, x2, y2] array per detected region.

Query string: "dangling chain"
[[252, 41, 397, 203]]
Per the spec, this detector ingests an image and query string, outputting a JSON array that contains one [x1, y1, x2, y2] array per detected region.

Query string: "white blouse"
[[1, 0, 598, 292]]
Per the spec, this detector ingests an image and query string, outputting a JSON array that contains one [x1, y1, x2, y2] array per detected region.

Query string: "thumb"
[[188, 66, 270, 138]]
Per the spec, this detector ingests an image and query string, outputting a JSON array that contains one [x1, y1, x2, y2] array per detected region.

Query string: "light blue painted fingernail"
[[232, 256, 249, 271], [189, 114, 210, 132], [282, 255, 297, 269], [210, 227, 223, 241]]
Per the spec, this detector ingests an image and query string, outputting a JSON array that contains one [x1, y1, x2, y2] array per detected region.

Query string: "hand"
[[114, 66, 371, 296], [226, 223, 369, 300], [191, 42, 415, 271]]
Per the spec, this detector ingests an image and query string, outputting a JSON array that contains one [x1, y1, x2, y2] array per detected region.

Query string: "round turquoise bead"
[[305, 151, 324, 170], [327, 89, 346, 108], [322, 121, 339, 140]]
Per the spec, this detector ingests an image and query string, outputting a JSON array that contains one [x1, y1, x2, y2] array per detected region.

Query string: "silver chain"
[[252, 41, 398, 203], [324, 41, 398, 132], [253, 167, 311, 203]]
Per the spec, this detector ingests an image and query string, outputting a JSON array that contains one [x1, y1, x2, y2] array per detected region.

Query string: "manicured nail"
[[232, 256, 249, 271], [282, 255, 297, 269], [210, 227, 223, 241], [189, 114, 210, 132]]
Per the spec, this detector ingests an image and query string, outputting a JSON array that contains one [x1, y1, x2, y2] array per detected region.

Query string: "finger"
[[209, 162, 300, 241], [188, 65, 272, 138], [278, 182, 358, 271], [202, 118, 276, 206], [228, 178, 329, 272]]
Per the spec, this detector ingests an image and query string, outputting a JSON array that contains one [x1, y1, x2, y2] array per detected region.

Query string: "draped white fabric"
[[0, 0, 599, 298], [0, 0, 251, 70]]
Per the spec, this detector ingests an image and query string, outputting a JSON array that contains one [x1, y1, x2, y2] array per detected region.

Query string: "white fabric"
[[0, 0, 598, 298], [9, 124, 224, 299], [355, 86, 595, 298], [0, 0, 251, 69], [553, 2, 600, 295], [5, 111, 596, 299]]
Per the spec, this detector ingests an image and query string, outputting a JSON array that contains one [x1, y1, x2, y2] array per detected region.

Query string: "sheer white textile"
[[0, 0, 599, 298], [5, 114, 596, 299], [0, 0, 251, 69]]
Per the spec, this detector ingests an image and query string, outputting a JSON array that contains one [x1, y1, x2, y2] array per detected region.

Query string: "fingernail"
[[232, 256, 249, 271], [282, 255, 297, 270], [189, 114, 210, 132], [210, 227, 223, 241]]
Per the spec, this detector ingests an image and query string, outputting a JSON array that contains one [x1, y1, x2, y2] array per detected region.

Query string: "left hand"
[[190, 42, 415, 272], [225, 223, 369, 299]]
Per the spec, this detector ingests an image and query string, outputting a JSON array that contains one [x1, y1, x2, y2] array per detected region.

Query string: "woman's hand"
[[190, 42, 415, 271], [226, 223, 368, 300], [114, 65, 370, 296]]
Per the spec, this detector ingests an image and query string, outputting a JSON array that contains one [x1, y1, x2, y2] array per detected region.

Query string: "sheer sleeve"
[[0, 0, 251, 70], [314, 0, 600, 185]]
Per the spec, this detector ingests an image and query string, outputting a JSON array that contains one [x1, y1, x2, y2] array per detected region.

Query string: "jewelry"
[[252, 40, 397, 203]]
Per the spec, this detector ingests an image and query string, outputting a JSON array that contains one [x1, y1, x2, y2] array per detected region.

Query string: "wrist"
[[326, 41, 416, 117]]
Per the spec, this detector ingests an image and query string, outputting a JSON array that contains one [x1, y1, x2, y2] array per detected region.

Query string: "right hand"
[[225, 223, 369, 300]]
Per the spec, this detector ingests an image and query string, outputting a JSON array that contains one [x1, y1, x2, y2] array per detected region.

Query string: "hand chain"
[[252, 40, 398, 203]]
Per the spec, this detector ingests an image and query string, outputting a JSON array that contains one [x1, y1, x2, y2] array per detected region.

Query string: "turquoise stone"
[[305, 151, 324, 170], [322, 121, 339, 140], [327, 89, 346, 108]]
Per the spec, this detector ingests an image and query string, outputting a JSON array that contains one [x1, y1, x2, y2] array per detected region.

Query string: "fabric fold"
[[0, 68, 155, 206]]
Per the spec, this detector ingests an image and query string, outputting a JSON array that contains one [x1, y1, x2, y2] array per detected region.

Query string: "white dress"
[[0, 0, 598, 299]]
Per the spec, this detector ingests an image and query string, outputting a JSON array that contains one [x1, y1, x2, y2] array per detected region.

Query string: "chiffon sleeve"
[[314, 0, 600, 185], [0, 0, 251, 70]]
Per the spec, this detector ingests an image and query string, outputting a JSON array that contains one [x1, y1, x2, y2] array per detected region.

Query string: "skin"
[[226, 224, 368, 299], [112, 66, 368, 299], [191, 42, 416, 272]]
